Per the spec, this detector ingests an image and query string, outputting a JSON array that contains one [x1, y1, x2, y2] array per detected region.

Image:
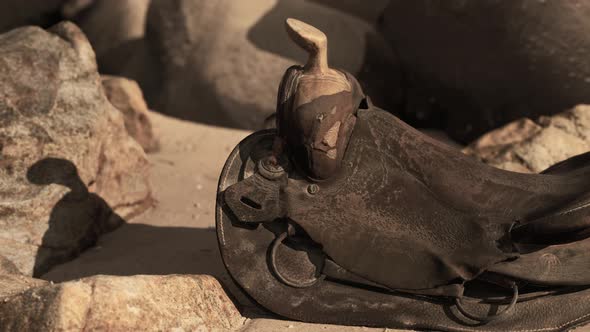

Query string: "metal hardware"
[[307, 184, 319, 195], [455, 284, 519, 323], [269, 231, 325, 288]]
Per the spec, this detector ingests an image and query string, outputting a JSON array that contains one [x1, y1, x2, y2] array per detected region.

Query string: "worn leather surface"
[[217, 109, 590, 331]]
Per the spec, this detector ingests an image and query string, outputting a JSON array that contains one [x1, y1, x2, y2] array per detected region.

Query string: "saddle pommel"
[[277, 18, 365, 180]]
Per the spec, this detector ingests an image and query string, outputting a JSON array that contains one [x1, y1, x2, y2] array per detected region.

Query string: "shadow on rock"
[[27, 158, 124, 277], [307, 0, 390, 23]]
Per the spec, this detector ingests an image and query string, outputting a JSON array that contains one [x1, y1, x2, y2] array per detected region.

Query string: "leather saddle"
[[216, 19, 590, 331]]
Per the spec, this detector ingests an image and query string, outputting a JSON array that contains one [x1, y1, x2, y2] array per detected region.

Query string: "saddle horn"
[[277, 18, 365, 180]]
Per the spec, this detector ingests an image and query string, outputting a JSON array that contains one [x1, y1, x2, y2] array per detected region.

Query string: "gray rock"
[[0, 255, 20, 275], [464, 105, 590, 173], [381, 0, 590, 143], [0, 1, 65, 32], [0, 274, 244, 331], [102, 75, 159, 152], [0, 22, 151, 276], [61, 0, 95, 19], [307, 0, 391, 24], [73, 0, 151, 74]]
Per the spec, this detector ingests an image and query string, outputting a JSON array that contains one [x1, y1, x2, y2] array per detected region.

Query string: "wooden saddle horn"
[[277, 18, 365, 180]]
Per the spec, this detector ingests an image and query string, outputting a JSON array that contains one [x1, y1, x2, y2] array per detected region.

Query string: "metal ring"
[[455, 283, 518, 323], [269, 232, 325, 288]]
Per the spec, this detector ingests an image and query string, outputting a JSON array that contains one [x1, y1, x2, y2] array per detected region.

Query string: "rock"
[[72, 0, 151, 73], [0, 267, 48, 300], [0, 1, 65, 33], [0, 274, 48, 299], [380, 0, 590, 143], [0, 274, 244, 331], [307, 0, 390, 24], [42, 110, 261, 313], [0, 255, 20, 275], [144, 0, 401, 129], [0, 22, 151, 276], [0, 254, 48, 299], [61, 0, 95, 19], [70, 0, 159, 105], [463, 105, 590, 173], [102, 76, 159, 152]]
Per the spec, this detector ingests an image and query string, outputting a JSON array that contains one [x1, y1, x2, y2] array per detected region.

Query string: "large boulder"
[[72, 0, 150, 60], [307, 0, 391, 24], [68, 0, 161, 106], [380, 0, 590, 143], [0, 274, 244, 331], [0, 22, 151, 276], [0, 1, 65, 33], [464, 105, 590, 173], [70, 0, 153, 80], [142, 0, 401, 128], [102, 75, 159, 152]]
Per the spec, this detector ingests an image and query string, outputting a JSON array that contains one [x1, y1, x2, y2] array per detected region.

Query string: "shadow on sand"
[[28, 159, 228, 282], [40, 223, 229, 282]]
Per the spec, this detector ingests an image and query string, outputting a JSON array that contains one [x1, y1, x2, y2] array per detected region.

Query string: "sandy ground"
[[41, 112, 397, 331]]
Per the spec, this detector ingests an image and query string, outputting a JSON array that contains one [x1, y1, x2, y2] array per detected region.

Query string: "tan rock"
[[0, 22, 151, 276], [0, 274, 48, 299], [0, 274, 244, 332], [0, 254, 48, 299], [73, 0, 150, 59], [102, 75, 159, 152], [0, 255, 20, 275], [464, 105, 590, 173]]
